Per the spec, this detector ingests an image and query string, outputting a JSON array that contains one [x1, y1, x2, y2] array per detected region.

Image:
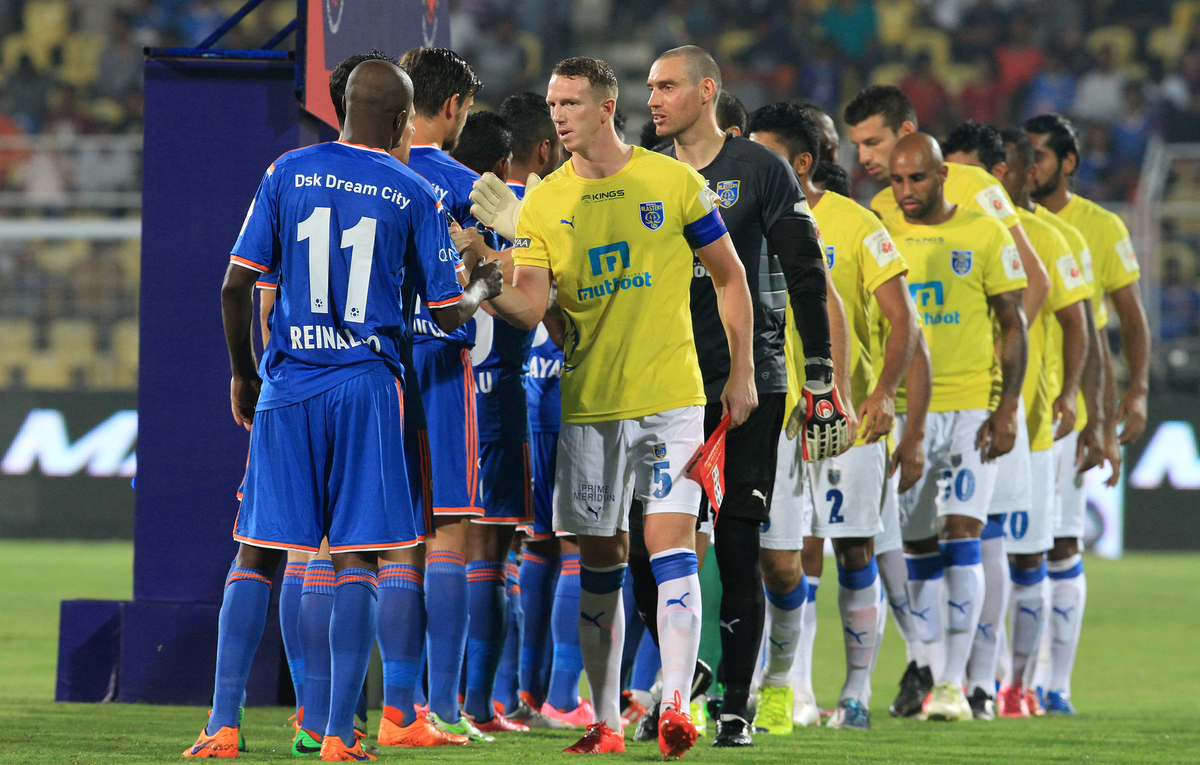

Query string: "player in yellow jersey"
[[1025, 113, 1151, 715], [746, 102, 921, 731], [483, 57, 756, 758], [883, 134, 1028, 722], [946, 125, 1098, 718], [842, 86, 1049, 325]]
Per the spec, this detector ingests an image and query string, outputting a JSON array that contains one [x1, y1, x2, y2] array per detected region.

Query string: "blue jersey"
[[407, 145, 500, 348], [524, 322, 562, 433], [230, 141, 463, 411]]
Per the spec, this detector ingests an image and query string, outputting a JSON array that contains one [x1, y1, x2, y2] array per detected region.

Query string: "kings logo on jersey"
[[640, 201, 665, 231], [715, 180, 740, 208], [951, 249, 973, 276]]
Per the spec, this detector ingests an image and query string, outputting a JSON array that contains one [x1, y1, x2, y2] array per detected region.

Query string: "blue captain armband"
[[683, 207, 727, 250]]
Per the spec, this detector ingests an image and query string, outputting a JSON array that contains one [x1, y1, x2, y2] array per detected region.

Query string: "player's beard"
[[656, 108, 699, 142], [1030, 161, 1063, 201]]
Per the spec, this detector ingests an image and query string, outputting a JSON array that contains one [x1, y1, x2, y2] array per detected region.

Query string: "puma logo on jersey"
[[561, 217, 575, 228]]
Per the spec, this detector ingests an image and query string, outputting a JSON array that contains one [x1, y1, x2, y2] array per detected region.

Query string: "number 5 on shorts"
[[652, 460, 672, 499]]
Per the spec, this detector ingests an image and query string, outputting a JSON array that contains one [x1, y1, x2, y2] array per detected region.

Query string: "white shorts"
[[1052, 430, 1086, 539], [989, 396, 1032, 514], [875, 468, 903, 555], [898, 409, 1000, 541], [552, 406, 704, 537], [761, 431, 812, 550], [808, 441, 887, 538], [1005, 447, 1055, 554]]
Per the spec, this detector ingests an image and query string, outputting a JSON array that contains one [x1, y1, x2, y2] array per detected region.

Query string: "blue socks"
[[518, 550, 557, 707], [465, 560, 508, 721], [494, 551, 523, 714], [326, 569, 377, 744], [425, 550, 468, 723], [630, 625, 661, 691], [280, 561, 306, 711], [377, 563, 425, 727], [206, 567, 273, 734], [620, 571, 645, 688], [546, 553, 583, 711], [299, 560, 336, 738]]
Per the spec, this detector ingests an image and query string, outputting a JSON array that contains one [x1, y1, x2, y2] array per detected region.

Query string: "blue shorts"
[[412, 341, 483, 516], [236, 369, 420, 553], [476, 439, 533, 525], [522, 431, 558, 539]]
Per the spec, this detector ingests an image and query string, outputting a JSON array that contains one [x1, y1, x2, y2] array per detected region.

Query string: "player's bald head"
[[344, 59, 413, 123], [890, 132, 942, 177], [656, 45, 722, 99]]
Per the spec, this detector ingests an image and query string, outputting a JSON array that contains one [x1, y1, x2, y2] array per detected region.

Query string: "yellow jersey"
[[1056, 193, 1140, 330], [872, 162, 1021, 230], [1034, 205, 1097, 433], [783, 191, 908, 445], [885, 207, 1027, 412], [512, 145, 727, 423], [1016, 206, 1091, 450]]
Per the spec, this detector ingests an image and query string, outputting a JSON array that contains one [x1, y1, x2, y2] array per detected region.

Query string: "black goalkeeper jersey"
[[662, 133, 809, 401]]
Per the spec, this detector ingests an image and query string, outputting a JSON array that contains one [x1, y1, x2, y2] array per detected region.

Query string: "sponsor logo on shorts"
[[951, 453, 963, 467], [653, 442, 667, 460], [828, 468, 841, 485], [574, 483, 616, 503]]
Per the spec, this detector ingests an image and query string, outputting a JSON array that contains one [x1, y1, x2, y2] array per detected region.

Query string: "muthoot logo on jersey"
[[579, 240, 652, 301], [909, 280, 960, 325]]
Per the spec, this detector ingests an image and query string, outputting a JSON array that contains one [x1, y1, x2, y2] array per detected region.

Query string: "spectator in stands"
[[71, 247, 125, 327], [1074, 124, 1114, 200], [820, 0, 877, 65], [650, 0, 709, 56], [995, 16, 1045, 100], [954, 0, 1006, 60], [1072, 46, 1126, 124], [959, 54, 1004, 125], [6, 55, 54, 130], [1022, 48, 1078, 121], [98, 13, 144, 100], [798, 39, 843, 114], [899, 52, 949, 134], [1108, 81, 1157, 196], [470, 13, 531, 105], [1160, 256, 1200, 340], [1145, 58, 1190, 113]]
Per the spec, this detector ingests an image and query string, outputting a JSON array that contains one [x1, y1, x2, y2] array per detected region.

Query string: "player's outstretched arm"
[[977, 289, 1028, 461], [488, 264, 552, 331], [221, 263, 262, 430], [1076, 303, 1106, 472], [1010, 223, 1050, 321], [891, 333, 931, 493], [696, 233, 757, 427], [861, 274, 919, 443], [430, 260, 504, 333], [1109, 281, 1151, 444], [1052, 299, 1088, 439]]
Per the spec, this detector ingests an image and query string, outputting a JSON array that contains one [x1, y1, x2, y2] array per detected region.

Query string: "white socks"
[[905, 552, 945, 680], [878, 548, 924, 666], [966, 534, 1007, 695], [578, 564, 627, 728], [1048, 554, 1086, 698], [763, 575, 808, 686], [1007, 562, 1048, 689], [940, 539, 984, 688], [650, 548, 702, 716], [789, 576, 819, 700], [837, 560, 881, 704]]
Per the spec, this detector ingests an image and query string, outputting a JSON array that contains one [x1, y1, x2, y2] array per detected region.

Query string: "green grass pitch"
[[1, 540, 1197, 764]]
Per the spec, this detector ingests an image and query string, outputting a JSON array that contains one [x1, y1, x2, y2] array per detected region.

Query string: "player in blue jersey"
[[393, 46, 505, 743], [184, 61, 501, 760], [447, 111, 537, 734]]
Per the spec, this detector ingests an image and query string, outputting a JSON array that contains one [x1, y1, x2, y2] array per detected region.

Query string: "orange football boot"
[[318, 735, 376, 761], [377, 713, 469, 747], [1026, 688, 1046, 716], [998, 685, 1030, 718], [472, 712, 529, 732], [622, 690, 649, 726], [563, 722, 626, 753], [183, 726, 239, 758], [658, 692, 698, 760]]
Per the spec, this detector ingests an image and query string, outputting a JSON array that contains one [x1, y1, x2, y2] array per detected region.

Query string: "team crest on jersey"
[[825, 245, 836, 270], [951, 250, 973, 276], [715, 180, 740, 208], [653, 442, 667, 460], [640, 201, 665, 231], [951, 453, 963, 468], [828, 468, 841, 485]]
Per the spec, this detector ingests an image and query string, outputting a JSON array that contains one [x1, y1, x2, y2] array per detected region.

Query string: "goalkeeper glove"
[[786, 358, 851, 461], [469, 172, 540, 242]]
